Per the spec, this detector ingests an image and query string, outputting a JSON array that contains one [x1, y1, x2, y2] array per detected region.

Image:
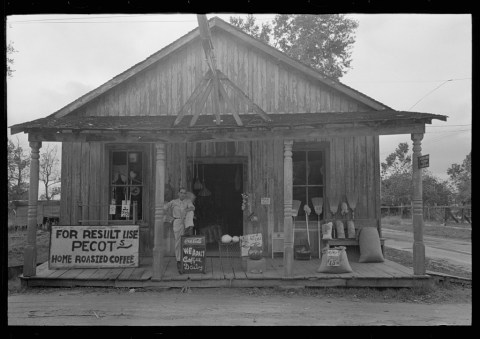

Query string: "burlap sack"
[[317, 246, 353, 273], [358, 227, 384, 263], [335, 220, 345, 238], [347, 220, 356, 239], [321, 222, 333, 240]]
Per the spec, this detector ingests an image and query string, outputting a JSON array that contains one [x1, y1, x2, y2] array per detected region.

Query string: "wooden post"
[[411, 133, 425, 275], [152, 143, 166, 280], [283, 140, 294, 277], [23, 141, 42, 277]]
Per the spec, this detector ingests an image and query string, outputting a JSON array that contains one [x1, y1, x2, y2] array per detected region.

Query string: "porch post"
[[411, 133, 425, 275], [283, 140, 294, 277], [152, 142, 166, 280], [23, 141, 42, 277]]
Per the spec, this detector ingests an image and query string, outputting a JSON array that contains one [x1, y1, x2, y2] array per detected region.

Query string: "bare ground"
[[7, 286, 472, 326]]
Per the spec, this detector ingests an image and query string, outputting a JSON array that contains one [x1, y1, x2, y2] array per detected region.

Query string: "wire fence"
[[381, 205, 471, 224]]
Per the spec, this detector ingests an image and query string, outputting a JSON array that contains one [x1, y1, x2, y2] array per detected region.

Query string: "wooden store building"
[[11, 16, 447, 288]]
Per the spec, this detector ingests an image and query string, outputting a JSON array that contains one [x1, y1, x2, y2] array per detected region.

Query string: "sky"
[[6, 14, 471, 184]]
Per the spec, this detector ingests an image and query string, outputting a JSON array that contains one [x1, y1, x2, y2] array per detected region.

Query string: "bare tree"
[[39, 144, 61, 200], [8, 137, 30, 202]]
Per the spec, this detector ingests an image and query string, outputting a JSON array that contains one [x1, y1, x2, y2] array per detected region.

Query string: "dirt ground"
[[7, 285, 471, 326]]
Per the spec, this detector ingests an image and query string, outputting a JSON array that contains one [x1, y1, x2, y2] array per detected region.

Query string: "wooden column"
[[283, 140, 294, 277], [23, 141, 42, 277], [411, 133, 425, 275], [152, 142, 166, 280]]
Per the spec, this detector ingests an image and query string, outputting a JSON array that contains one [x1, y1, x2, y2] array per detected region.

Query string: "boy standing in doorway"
[[164, 188, 195, 273]]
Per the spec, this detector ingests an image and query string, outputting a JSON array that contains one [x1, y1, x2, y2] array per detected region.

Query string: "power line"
[[348, 78, 471, 84], [407, 79, 453, 110], [427, 124, 471, 128], [425, 129, 471, 134]]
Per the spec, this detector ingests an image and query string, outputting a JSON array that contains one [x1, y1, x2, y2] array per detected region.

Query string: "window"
[[292, 150, 325, 221], [109, 150, 143, 221]]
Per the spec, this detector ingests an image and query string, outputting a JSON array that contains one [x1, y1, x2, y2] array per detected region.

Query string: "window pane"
[[109, 150, 143, 221], [113, 152, 127, 165], [293, 151, 306, 185], [307, 151, 324, 185], [128, 152, 142, 184]]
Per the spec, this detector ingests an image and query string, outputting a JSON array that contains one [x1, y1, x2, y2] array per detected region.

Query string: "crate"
[[218, 241, 241, 258]]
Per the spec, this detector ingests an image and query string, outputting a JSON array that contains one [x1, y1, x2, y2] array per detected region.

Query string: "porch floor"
[[21, 256, 432, 289]]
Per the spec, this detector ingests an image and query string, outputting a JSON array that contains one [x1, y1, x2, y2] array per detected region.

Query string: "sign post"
[[418, 154, 429, 169]]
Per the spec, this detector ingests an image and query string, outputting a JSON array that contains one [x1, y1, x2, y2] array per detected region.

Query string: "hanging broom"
[[294, 204, 312, 260], [346, 190, 358, 220], [312, 197, 323, 257]]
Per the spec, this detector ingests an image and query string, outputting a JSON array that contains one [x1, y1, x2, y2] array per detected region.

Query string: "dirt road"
[[8, 288, 471, 326], [382, 229, 472, 272]]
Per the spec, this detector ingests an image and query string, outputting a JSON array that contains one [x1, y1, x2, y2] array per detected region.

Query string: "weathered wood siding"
[[60, 135, 379, 258], [60, 142, 154, 256], [76, 30, 371, 118]]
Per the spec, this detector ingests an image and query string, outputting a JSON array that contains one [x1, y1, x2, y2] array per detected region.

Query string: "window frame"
[[292, 142, 328, 221], [106, 144, 148, 224]]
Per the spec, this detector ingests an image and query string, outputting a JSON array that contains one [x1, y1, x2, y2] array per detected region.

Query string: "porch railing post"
[[411, 133, 425, 275], [283, 140, 294, 277], [153, 142, 166, 280], [23, 141, 42, 277]]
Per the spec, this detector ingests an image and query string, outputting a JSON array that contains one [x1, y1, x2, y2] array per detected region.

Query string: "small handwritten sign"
[[418, 154, 430, 169], [240, 233, 263, 257], [261, 197, 270, 205], [181, 235, 206, 274], [326, 249, 340, 267], [121, 200, 130, 218], [49, 225, 139, 269]]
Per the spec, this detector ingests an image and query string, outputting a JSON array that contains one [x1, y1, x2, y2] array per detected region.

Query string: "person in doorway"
[[164, 187, 195, 273]]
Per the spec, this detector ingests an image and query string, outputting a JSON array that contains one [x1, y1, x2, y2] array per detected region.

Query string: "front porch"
[[21, 256, 432, 289]]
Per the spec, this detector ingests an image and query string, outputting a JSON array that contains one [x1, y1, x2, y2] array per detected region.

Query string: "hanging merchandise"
[[193, 143, 202, 190], [194, 163, 203, 190], [121, 191, 131, 218], [234, 165, 241, 191], [198, 164, 211, 197]]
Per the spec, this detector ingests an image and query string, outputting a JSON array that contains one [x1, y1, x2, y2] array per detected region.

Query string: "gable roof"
[[44, 16, 390, 122]]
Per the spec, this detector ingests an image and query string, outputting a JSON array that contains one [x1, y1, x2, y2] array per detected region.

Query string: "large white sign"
[[239, 233, 263, 257], [49, 225, 139, 269]]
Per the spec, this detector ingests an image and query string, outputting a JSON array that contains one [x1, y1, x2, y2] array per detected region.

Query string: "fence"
[[381, 205, 471, 224]]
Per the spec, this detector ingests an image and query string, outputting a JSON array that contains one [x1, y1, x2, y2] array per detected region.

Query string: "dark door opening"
[[192, 163, 243, 253]]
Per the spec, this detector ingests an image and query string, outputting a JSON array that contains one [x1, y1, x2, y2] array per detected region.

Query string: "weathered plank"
[[366, 136, 376, 219], [117, 267, 136, 281], [210, 257, 225, 280], [354, 136, 368, 219]]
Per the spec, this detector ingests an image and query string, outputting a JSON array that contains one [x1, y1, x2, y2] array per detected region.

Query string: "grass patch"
[[8, 230, 50, 267], [385, 247, 472, 279], [382, 216, 471, 240]]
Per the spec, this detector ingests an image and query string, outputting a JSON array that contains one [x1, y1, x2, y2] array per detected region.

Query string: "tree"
[[230, 14, 359, 80], [380, 142, 411, 179], [447, 152, 471, 204], [8, 138, 30, 203], [7, 41, 17, 78], [229, 15, 272, 44], [381, 142, 452, 206], [39, 144, 61, 200]]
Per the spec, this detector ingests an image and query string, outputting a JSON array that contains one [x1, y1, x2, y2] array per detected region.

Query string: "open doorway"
[[191, 163, 244, 254]]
